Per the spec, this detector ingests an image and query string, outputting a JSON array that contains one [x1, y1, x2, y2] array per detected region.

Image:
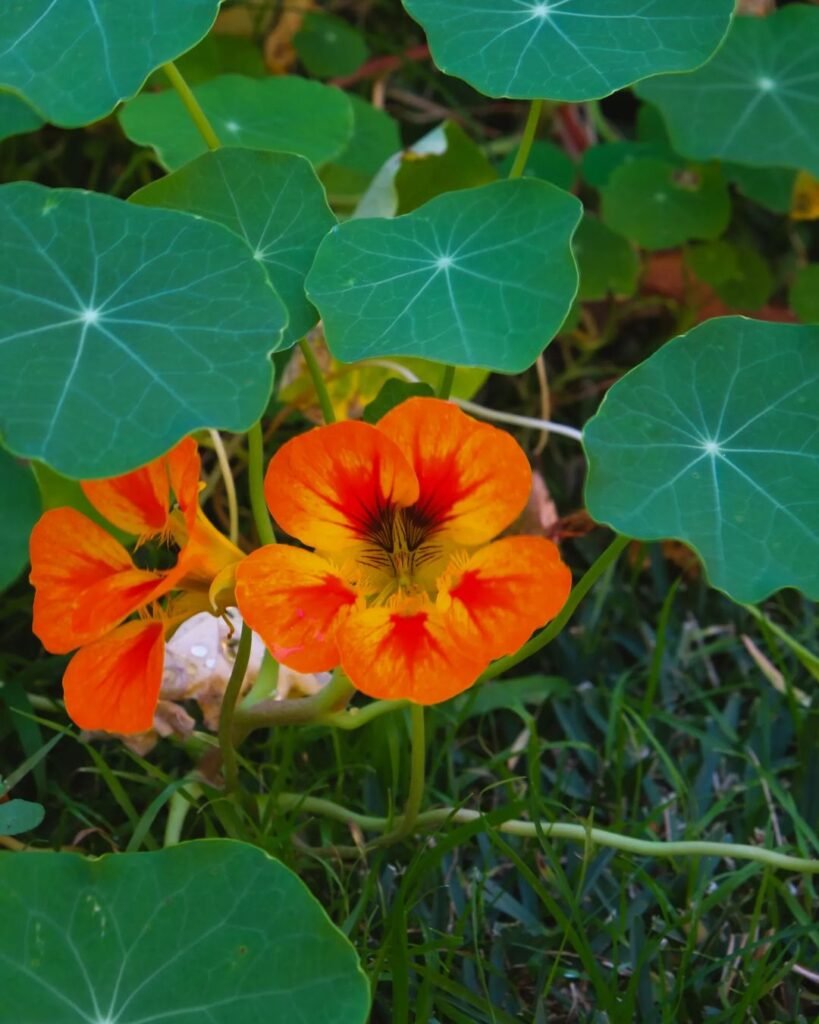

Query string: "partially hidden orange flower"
[[29, 438, 243, 734], [235, 398, 572, 704]]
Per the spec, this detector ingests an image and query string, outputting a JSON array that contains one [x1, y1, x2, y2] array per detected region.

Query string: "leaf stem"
[[247, 421, 276, 546], [478, 533, 630, 683], [298, 337, 336, 424], [276, 793, 819, 873], [162, 62, 221, 151], [317, 698, 410, 730], [437, 364, 456, 400], [387, 704, 426, 843], [208, 429, 239, 545], [508, 100, 543, 179], [218, 623, 253, 792]]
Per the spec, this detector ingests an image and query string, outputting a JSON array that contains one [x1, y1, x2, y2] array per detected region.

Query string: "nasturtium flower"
[[29, 439, 242, 734], [236, 398, 572, 704]]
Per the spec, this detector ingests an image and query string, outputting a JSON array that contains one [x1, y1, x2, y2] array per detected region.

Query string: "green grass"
[[3, 530, 818, 1023]]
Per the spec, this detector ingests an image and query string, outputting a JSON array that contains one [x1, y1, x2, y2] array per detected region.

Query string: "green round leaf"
[[321, 95, 401, 202], [790, 265, 819, 324], [601, 160, 730, 250], [0, 92, 43, 143], [684, 240, 739, 289], [636, 7, 819, 177], [402, 0, 734, 101], [498, 140, 576, 191], [573, 216, 639, 301], [714, 246, 773, 312], [0, 0, 219, 127], [0, 182, 286, 478], [0, 840, 370, 1023], [119, 74, 353, 172], [395, 121, 498, 215], [295, 12, 369, 78], [131, 149, 336, 348], [0, 798, 45, 836], [580, 141, 677, 189], [724, 163, 797, 214], [0, 448, 40, 590], [146, 34, 266, 89], [584, 317, 819, 602], [307, 178, 582, 372]]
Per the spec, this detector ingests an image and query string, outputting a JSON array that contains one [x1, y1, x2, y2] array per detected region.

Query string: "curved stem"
[[162, 62, 221, 150], [234, 671, 355, 736], [437, 364, 456, 400], [247, 421, 276, 546], [508, 100, 543, 179], [456, 398, 583, 443], [299, 337, 336, 424], [275, 793, 819, 874], [218, 623, 253, 792], [317, 697, 410, 730], [479, 533, 630, 684], [208, 429, 239, 545], [391, 704, 426, 841]]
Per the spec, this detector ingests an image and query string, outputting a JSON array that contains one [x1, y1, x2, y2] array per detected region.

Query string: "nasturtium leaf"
[[601, 160, 730, 251], [131, 149, 335, 347], [0, 840, 370, 1024], [321, 95, 401, 202], [724, 163, 797, 215], [685, 241, 773, 310], [636, 6, 819, 177], [573, 216, 639, 301], [790, 265, 819, 324], [0, 448, 40, 590], [498, 140, 576, 192], [636, 103, 671, 145], [395, 121, 498, 215], [580, 141, 677, 189], [0, 798, 44, 836], [0, 0, 219, 127], [0, 92, 43, 143], [402, 0, 734, 101], [307, 178, 582, 372], [0, 183, 286, 479], [363, 379, 436, 423], [295, 12, 369, 77], [119, 74, 353, 172], [584, 317, 819, 602]]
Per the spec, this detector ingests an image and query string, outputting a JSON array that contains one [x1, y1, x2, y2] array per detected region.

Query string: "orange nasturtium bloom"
[[29, 439, 242, 734], [236, 398, 572, 704]]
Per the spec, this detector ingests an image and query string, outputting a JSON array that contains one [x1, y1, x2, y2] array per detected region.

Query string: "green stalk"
[[247, 421, 276, 545], [388, 704, 426, 842], [507, 100, 543, 179], [234, 671, 355, 736], [275, 793, 819, 873], [218, 623, 253, 792], [437, 364, 456, 400], [162, 62, 221, 150], [299, 337, 336, 424]]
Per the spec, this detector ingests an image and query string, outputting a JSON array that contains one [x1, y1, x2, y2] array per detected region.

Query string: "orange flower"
[[29, 439, 242, 734], [235, 398, 572, 704]]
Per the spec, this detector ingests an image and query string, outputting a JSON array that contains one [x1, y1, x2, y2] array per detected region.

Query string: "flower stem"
[[275, 793, 819, 873], [317, 698, 410, 730], [208, 429, 239, 545], [395, 704, 426, 839], [507, 100, 543, 179], [247, 420, 276, 546], [162, 62, 221, 151], [218, 623, 253, 792], [437, 364, 456, 400], [234, 671, 355, 736], [479, 532, 630, 683], [299, 337, 336, 424]]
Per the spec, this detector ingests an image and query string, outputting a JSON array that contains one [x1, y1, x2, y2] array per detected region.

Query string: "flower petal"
[[439, 536, 572, 661], [82, 437, 200, 539], [63, 621, 165, 734], [264, 420, 419, 551], [235, 545, 358, 672], [174, 509, 243, 591], [29, 508, 166, 654], [376, 397, 532, 546], [337, 600, 486, 704]]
